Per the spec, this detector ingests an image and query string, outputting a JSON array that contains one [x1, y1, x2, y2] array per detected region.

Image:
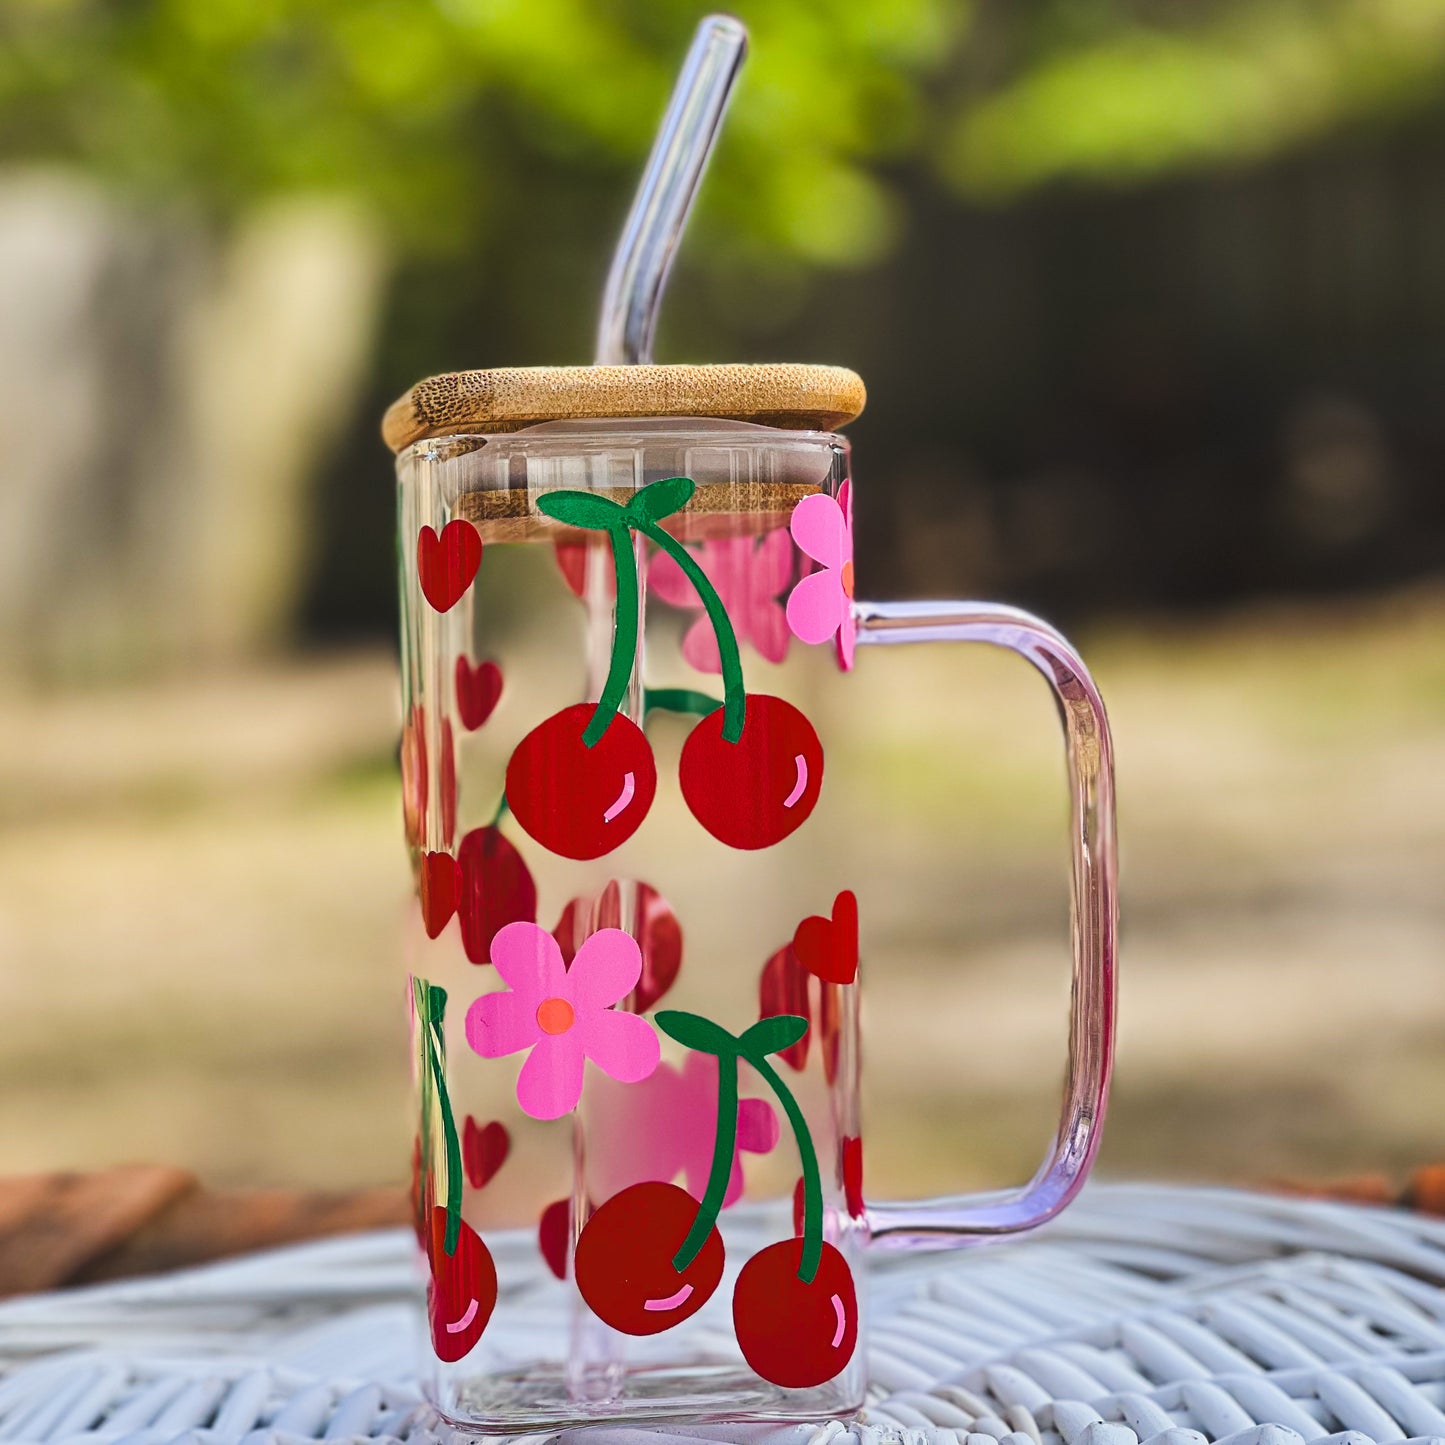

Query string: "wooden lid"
[[382, 362, 865, 453]]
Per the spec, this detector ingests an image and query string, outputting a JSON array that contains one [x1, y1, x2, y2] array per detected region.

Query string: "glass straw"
[[594, 14, 748, 366]]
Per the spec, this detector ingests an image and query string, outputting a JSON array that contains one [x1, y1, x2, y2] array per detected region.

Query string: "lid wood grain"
[[383, 362, 865, 453]]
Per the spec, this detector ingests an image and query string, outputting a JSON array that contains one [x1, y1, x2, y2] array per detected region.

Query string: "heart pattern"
[[792, 889, 858, 985], [455, 656, 503, 731], [842, 1135, 864, 1218], [759, 943, 811, 1072], [418, 520, 482, 613], [538, 1197, 570, 1280], [462, 1117, 511, 1190], [419, 852, 460, 938], [554, 881, 682, 1012], [457, 825, 538, 965]]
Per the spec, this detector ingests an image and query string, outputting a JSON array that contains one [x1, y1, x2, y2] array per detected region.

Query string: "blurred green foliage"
[[8, 0, 1445, 281]]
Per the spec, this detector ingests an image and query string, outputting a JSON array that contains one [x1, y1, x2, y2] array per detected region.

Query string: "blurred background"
[[2, 0, 1444, 1205]]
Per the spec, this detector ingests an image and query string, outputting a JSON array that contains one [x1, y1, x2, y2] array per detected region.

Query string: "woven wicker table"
[[3, 1185, 1445, 1445]]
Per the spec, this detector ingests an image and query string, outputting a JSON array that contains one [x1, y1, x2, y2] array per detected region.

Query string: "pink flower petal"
[[580, 1007, 660, 1084], [680, 616, 722, 674], [737, 1096, 780, 1155], [646, 548, 700, 608], [489, 921, 566, 1002], [755, 528, 794, 595], [789, 493, 849, 571], [749, 600, 791, 664], [516, 1034, 586, 1120], [565, 927, 643, 1011], [466, 989, 541, 1059], [786, 569, 849, 646]]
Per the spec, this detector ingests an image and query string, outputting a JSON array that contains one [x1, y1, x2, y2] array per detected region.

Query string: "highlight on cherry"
[[415, 977, 497, 1360], [572, 1008, 858, 1389]]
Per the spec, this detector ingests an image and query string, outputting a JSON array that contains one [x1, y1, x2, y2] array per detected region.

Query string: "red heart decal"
[[759, 944, 811, 1072], [418, 520, 482, 613], [458, 826, 538, 965], [842, 1136, 864, 1218], [792, 890, 858, 985], [462, 1117, 510, 1190], [420, 852, 460, 938], [455, 656, 503, 731], [792, 1175, 806, 1236], [538, 1197, 570, 1280]]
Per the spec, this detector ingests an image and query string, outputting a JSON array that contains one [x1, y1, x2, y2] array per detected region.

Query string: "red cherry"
[[417, 521, 482, 613], [426, 1207, 498, 1362], [733, 1239, 858, 1387], [575, 1181, 723, 1335], [506, 704, 656, 860], [679, 695, 823, 850], [457, 826, 537, 965], [555, 881, 683, 1009]]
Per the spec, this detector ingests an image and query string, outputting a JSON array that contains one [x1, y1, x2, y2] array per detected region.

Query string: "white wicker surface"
[[3, 1187, 1445, 1445]]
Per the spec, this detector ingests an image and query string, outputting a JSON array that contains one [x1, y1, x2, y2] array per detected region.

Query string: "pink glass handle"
[[854, 599, 1118, 1249]]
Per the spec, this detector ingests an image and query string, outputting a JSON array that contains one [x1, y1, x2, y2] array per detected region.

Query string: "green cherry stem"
[[656, 1010, 822, 1285], [672, 1048, 739, 1273], [415, 978, 463, 1256], [629, 517, 747, 744], [644, 687, 722, 720], [745, 1049, 823, 1285], [581, 523, 640, 748]]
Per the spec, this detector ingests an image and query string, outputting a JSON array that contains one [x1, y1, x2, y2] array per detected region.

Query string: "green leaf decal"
[[740, 1014, 809, 1059], [536, 490, 627, 530], [628, 476, 695, 524], [655, 1009, 738, 1057]]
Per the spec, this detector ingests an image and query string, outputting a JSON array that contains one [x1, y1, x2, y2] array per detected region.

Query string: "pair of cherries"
[[505, 479, 824, 860], [573, 1011, 858, 1390], [414, 978, 499, 1362]]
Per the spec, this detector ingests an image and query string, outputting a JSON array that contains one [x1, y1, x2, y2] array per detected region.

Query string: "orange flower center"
[[536, 996, 575, 1035], [840, 560, 855, 599]]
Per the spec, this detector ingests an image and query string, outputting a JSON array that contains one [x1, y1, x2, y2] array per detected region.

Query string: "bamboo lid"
[[382, 362, 865, 453]]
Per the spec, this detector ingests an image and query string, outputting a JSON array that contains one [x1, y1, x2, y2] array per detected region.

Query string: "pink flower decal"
[[588, 1052, 779, 1208], [648, 531, 792, 674], [466, 922, 660, 1120], [786, 481, 856, 669]]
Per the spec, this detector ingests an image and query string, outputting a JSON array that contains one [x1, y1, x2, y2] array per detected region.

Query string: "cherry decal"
[[455, 656, 503, 730], [415, 980, 493, 1359], [733, 1237, 857, 1388], [503, 485, 702, 860], [417, 520, 482, 613], [575, 1180, 724, 1335], [420, 852, 460, 938], [456, 826, 537, 965], [679, 694, 824, 850], [427, 1206, 498, 1363], [462, 1117, 510, 1190], [793, 890, 858, 985], [506, 705, 655, 860]]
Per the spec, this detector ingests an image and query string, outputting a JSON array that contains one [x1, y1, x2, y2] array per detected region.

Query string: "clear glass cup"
[[396, 417, 1117, 1434]]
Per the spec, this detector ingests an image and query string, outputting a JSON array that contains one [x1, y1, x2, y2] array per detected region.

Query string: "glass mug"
[[395, 414, 1117, 1433]]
